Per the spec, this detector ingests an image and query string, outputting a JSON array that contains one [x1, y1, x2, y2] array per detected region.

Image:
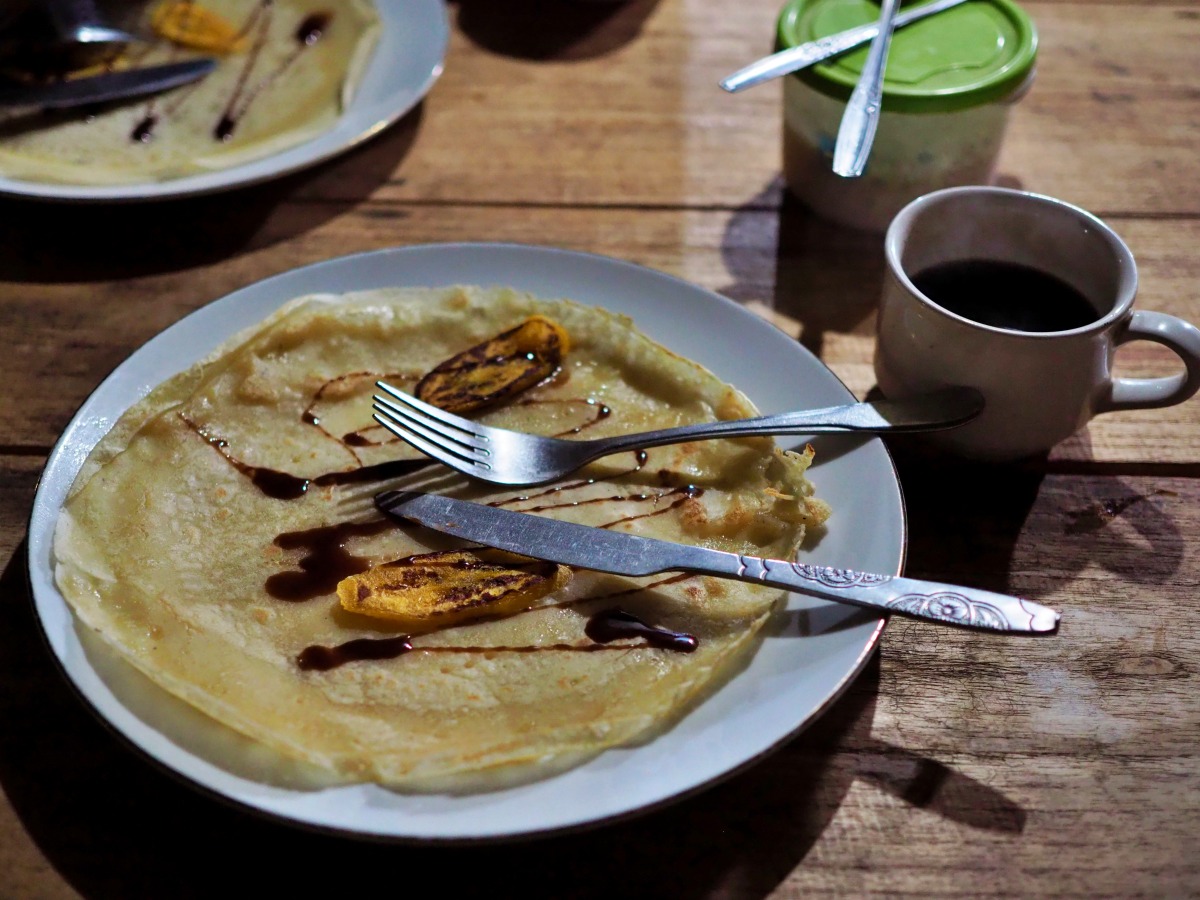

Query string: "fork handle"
[[579, 387, 982, 461]]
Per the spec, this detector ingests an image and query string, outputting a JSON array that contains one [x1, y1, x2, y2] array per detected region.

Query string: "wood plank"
[[1, 0, 1197, 894], [2, 205, 1198, 463], [277, 3, 1200, 216], [0, 456, 51, 900], [882, 468, 1200, 758], [776, 469, 1200, 897], [0, 456, 39, 551], [1002, 4, 1200, 215], [1, 464, 1196, 896]]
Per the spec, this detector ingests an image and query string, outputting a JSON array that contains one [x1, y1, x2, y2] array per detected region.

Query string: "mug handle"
[[1098, 311, 1200, 412]]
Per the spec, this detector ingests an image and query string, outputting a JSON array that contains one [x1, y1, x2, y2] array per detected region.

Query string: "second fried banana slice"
[[338, 549, 571, 632]]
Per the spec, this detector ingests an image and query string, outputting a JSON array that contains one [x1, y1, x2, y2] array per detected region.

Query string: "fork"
[[372, 381, 982, 486]]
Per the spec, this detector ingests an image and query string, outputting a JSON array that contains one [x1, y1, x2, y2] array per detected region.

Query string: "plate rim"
[[26, 241, 905, 840], [0, 0, 448, 203]]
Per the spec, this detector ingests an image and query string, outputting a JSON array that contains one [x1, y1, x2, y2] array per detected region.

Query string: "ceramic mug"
[[874, 186, 1200, 460]]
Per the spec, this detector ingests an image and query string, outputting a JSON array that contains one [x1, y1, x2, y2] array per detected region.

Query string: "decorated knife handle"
[[739, 558, 1060, 634]]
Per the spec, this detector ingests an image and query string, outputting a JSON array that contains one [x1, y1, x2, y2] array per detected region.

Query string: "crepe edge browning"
[[52, 285, 830, 790]]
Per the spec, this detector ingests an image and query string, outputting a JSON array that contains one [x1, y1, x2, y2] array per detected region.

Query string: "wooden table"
[[3, 1, 1198, 896]]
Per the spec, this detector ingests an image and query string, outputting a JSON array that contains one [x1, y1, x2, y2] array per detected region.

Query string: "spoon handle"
[[720, 0, 971, 93], [832, 0, 901, 178]]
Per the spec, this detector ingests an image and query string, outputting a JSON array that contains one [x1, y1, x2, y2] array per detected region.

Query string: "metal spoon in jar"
[[720, 0, 971, 94]]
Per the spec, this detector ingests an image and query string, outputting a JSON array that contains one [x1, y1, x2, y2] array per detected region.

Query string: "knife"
[[376, 491, 1061, 635], [0, 58, 216, 116]]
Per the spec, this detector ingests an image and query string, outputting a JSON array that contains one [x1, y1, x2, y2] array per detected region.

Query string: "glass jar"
[[778, 0, 1037, 231]]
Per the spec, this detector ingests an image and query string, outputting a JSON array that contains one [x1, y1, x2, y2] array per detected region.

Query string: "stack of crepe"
[[53, 286, 830, 787]]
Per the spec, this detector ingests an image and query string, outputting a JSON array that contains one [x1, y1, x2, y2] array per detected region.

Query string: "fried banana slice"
[[415, 316, 569, 413], [151, 2, 247, 54], [338, 549, 571, 632]]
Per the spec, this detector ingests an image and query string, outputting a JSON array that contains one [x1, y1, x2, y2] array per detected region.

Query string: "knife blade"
[[376, 491, 1060, 635], [0, 57, 216, 116]]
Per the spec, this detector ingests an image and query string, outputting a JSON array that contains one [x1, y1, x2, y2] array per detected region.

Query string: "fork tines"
[[372, 381, 492, 470]]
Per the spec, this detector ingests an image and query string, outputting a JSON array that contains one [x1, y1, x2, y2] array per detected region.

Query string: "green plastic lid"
[[776, 0, 1037, 113]]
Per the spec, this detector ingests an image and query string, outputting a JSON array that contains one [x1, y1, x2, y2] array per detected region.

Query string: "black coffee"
[[910, 259, 1100, 333]]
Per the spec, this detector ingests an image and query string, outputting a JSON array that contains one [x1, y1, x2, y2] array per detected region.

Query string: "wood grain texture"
[[3, 460, 1197, 897], [1, 0, 1199, 895], [2, 207, 1197, 462], [273, 3, 1200, 215]]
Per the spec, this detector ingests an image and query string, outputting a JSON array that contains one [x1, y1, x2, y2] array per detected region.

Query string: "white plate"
[[0, 0, 447, 202], [27, 243, 904, 841]]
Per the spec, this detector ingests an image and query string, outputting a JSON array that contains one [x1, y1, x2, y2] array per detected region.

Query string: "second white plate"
[[27, 243, 903, 840], [0, 0, 448, 201]]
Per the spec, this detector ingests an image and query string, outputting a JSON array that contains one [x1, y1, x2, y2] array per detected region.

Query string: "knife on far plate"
[[376, 490, 1060, 635], [0, 57, 216, 116]]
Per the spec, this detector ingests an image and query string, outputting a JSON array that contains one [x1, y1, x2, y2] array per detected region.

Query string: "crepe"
[[53, 286, 830, 788], [0, 0, 379, 184]]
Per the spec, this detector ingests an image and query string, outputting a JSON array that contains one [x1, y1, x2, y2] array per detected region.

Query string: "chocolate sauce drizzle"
[[131, 114, 158, 143], [512, 396, 612, 438], [185, 366, 710, 671], [586, 573, 693, 602], [215, 6, 334, 141], [337, 392, 615, 449], [298, 635, 413, 671], [297, 13, 331, 45], [212, 0, 272, 142], [181, 413, 427, 501], [302, 371, 422, 454], [489, 450, 648, 508], [506, 482, 703, 530], [585, 608, 698, 653], [297, 605, 697, 671], [296, 636, 650, 672], [126, 3, 336, 144], [266, 520, 392, 602], [181, 413, 311, 499]]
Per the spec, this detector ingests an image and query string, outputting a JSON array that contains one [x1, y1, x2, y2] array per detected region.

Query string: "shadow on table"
[[451, 0, 661, 61], [884, 426, 1186, 592], [1, 542, 1029, 898], [721, 177, 1187, 583], [884, 438, 1050, 589], [0, 103, 425, 284], [857, 732, 1026, 834], [719, 172, 1026, 358], [720, 179, 886, 359]]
